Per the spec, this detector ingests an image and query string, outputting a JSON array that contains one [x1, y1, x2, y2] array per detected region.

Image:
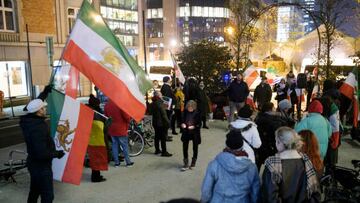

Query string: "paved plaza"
[[0, 120, 359, 203]]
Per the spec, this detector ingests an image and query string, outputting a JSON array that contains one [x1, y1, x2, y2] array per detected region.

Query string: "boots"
[[189, 158, 197, 169], [181, 158, 189, 171]]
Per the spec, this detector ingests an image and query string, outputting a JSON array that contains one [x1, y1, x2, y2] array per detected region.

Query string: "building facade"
[[144, 0, 230, 67], [0, 0, 145, 115]]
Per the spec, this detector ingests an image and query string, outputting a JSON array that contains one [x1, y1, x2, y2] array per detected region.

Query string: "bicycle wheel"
[[128, 130, 144, 157]]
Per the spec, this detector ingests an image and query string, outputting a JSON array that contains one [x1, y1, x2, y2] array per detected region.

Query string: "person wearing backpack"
[[229, 104, 262, 163]]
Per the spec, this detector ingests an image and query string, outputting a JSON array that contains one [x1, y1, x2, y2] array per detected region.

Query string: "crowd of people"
[[19, 69, 353, 202]]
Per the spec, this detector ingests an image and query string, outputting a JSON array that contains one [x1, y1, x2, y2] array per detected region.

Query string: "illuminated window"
[[67, 7, 79, 33], [147, 8, 163, 19], [0, 0, 15, 31]]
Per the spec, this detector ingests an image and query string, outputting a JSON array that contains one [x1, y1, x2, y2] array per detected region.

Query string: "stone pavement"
[[0, 120, 359, 203]]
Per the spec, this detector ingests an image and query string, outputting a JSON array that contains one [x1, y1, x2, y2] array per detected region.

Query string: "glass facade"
[[100, 0, 139, 53], [178, 1, 229, 45]]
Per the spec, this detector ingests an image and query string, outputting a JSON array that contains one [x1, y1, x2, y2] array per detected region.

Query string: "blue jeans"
[[111, 136, 132, 165]]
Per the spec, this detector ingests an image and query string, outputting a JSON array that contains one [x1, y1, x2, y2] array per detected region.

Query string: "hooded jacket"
[[201, 152, 259, 203], [230, 118, 262, 163], [104, 100, 131, 136], [295, 113, 332, 159]]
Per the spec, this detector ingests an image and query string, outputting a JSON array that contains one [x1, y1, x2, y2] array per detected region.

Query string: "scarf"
[[264, 152, 320, 199], [223, 147, 248, 157]]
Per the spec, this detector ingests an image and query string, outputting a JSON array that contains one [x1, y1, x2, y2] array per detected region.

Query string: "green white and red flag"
[[170, 51, 185, 84], [63, 0, 152, 122], [339, 68, 358, 99], [47, 90, 93, 185], [339, 67, 359, 127]]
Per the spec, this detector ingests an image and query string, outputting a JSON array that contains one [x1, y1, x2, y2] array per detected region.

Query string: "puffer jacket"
[[295, 113, 332, 159], [201, 152, 259, 203], [230, 118, 262, 163]]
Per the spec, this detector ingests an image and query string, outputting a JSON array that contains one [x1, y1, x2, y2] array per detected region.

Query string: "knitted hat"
[[163, 76, 170, 83], [278, 99, 291, 111], [226, 130, 244, 150], [237, 104, 253, 118], [308, 100, 323, 114], [26, 99, 47, 113]]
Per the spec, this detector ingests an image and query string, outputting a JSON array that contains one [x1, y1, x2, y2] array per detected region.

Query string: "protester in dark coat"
[[227, 73, 249, 122], [183, 78, 201, 105], [150, 91, 172, 157], [254, 77, 272, 111], [180, 100, 201, 171], [261, 127, 320, 203], [274, 78, 288, 106], [161, 76, 176, 137], [20, 97, 65, 203], [278, 99, 295, 128], [306, 75, 315, 110], [255, 102, 287, 170], [198, 81, 210, 129]]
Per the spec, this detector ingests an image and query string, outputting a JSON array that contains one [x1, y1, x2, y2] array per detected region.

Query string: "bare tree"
[[226, 0, 264, 72], [315, 0, 352, 78]]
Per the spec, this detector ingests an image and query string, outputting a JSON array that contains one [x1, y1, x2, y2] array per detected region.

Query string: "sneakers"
[[161, 152, 173, 157], [126, 162, 134, 167], [154, 150, 162, 155], [172, 131, 178, 135], [203, 126, 209, 129], [114, 163, 120, 168], [166, 137, 173, 142]]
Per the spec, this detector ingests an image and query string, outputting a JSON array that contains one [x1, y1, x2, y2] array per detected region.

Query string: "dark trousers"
[[166, 110, 172, 136], [27, 164, 54, 203], [154, 126, 167, 153], [182, 140, 198, 160], [201, 115, 207, 127], [173, 109, 182, 129]]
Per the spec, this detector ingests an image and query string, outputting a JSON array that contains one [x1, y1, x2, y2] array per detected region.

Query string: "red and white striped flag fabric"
[[63, 1, 152, 122], [244, 65, 259, 88], [53, 64, 79, 99], [339, 68, 358, 99], [170, 51, 185, 85]]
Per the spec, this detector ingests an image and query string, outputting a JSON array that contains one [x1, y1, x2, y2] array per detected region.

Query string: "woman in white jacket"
[[229, 104, 262, 163]]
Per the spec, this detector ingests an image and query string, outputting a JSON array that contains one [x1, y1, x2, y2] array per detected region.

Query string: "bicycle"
[[127, 115, 155, 157], [0, 150, 27, 182], [320, 160, 360, 203]]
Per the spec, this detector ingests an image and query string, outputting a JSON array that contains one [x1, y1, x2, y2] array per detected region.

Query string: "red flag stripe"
[[64, 41, 145, 121], [62, 104, 93, 185], [64, 66, 79, 99]]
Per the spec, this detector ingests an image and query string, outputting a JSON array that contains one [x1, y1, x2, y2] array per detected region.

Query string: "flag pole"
[[142, 10, 149, 109]]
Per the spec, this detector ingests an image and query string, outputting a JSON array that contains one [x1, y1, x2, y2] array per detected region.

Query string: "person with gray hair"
[[261, 127, 320, 203], [180, 100, 201, 171]]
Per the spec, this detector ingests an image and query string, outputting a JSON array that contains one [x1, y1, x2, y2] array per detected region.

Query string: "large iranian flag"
[[47, 90, 93, 185], [339, 68, 358, 99], [63, 0, 152, 122]]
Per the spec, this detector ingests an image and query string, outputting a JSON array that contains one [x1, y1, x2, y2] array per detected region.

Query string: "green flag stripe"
[[78, 1, 152, 94], [47, 89, 65, 137]]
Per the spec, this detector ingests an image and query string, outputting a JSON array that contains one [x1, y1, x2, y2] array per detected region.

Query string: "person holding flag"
[[20, 87, 65, 203]]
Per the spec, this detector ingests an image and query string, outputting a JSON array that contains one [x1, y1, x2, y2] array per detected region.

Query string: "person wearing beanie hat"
[[201, 130, 259, 203], [229, 105, 261, 163], [308, 100, 323, 114], [278, 99, 295, 127], [295, 100, 332, 159], [19, 88, 65, 202]]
